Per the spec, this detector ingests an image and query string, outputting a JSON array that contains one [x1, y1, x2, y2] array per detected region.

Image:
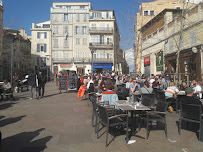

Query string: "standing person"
[[38, 72, 47, 98], [192, 79, 202, 99], [28, 70, 37, 99], [13, 73, 19, 92]]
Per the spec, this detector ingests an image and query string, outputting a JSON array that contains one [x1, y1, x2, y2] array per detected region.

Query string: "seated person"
[[2, 80, 11, 94], [165, 82, 180, 98], [129, 78, 140, 95], [139, 81, 153, 94], [126, 78, 132, 89], [192, 79, 202, 99], [179, 81, 188, 91], [180, 87, 203, 111], [152, 77, 160, 88]]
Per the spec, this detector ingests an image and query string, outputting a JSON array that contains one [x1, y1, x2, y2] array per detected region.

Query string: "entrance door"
[[54, 66, 58, 81], [77, 68, 84, 75], [95, 68, 103, 73]]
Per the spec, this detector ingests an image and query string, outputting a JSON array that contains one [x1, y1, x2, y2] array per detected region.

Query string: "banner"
[[156, 51, 163, 71], [144, 56, 150, 66]]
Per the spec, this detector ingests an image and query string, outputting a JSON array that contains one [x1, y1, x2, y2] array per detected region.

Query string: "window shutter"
[[74, 26, 76, 35], [37, 32, 40, 39], [44, 44, 47, 52], [37, 44, 40, 52], [44, 32, 47, 39]]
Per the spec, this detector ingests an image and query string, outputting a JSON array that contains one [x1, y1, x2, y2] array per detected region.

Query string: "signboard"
[[144, 56, 150, 66], [59, 75, 68, 93], [156, 51, 163, 71], [192, 47, 198, 53], [68, 71, 77, 90]]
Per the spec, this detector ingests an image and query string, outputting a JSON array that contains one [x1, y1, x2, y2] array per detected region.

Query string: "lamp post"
[[91, 49, 94, 73]]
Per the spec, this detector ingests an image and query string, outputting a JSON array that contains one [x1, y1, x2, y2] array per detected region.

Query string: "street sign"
[[192, 47, 198, 53]]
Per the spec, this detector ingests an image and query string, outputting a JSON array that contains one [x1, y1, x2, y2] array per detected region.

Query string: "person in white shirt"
[[126, 78, 132, 89], [87, 77, 96, 90], [192, 79, 202, 99]]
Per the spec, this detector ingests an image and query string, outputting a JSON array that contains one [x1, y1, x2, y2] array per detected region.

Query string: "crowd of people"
[[77, 70, 203, 112]]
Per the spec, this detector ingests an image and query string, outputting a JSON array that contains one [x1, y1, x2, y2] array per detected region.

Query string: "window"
[[76, 38, 80, 45], [53, 25, 58, 34], [83, 52, 86, 58], [107, 53, 112, 59], [190, 31, 196, 46], [93, 50, 97, 58], [80, 6, 85, 9], [100, 24, 105, 30], [91, 24, 96, 30], [91, 35, 99, 43], [64, 39, 69, 48], [53, 51, 58, 60], [64, 14, 69, 21], [64, 25, 68, 34], [37, 32, 47, 39], [63, 52, 68, 60], [93, 12, 102, 19], [144, 11, 148, 16], [53, 39, 58, 48], [82, 26, 87, 34], [75, 26, 80, 34], [169, 40, 173, 53], [76, 14, 80, 22], [106, 12, 109, 19], [66, 6, 71, 9], [83, 14, 87, 22], [99, 50, 105, 58], [37, 44, 47, 52], [150, 10, 155, 16], [83, 38, 87, 45], [75, 52, 80, 59]]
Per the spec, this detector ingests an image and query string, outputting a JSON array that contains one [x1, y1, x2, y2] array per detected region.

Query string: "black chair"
[[176, 95, 186, 113], [153, 88, 160, 100], [141, 94, 155, 107], [157, 90, 166, 102], [142, 101, 168, 139], [97, 105, 129, 147], [179, 103, 203, 141]]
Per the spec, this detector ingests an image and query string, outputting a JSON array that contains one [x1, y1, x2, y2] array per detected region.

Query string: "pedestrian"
[[38, 71, 47, 98], [28, 70, 38, 99]]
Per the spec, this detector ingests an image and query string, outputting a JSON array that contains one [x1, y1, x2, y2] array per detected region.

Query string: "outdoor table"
[[112, 100, 151, 137]]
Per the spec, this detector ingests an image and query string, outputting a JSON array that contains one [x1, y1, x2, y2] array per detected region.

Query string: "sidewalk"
[[0, 82, 202, 152]]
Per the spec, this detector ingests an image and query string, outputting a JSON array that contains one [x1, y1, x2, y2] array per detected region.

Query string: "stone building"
[[0, 1, 4, 79]]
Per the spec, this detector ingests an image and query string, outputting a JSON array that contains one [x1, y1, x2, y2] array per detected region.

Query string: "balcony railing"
[[51, 8, 88, 13], [52, 58, 91, 63], [89, 27, 113, 34], [92, 58, 113, 63], [89, 42, 113, 49], [52, 58, 72, 64], [73, 58, 90, 62]]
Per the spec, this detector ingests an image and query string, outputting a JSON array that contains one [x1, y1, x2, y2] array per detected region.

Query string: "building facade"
[[51, 2, 92, 76], [139, 1, 203, 81], [0, 1, 4, 79], [135, 0, 183, 73], [2, 28, 31, 80], [31, 2, 126, 76], [30, 21, 52, 77]]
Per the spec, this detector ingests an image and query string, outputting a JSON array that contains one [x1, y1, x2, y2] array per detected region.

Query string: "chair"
[[157, 90, 166, 102], [141, 94, 155, 107], [179, 103, 203, 141], [142, 101, 168, 139], [97, 105, 129, 147]]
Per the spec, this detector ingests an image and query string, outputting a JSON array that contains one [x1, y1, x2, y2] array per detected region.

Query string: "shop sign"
[[144, 56, 150, 66], [60, 64, 72, 68], [156, 51, 163, 71], [192, 47, 198, 53]]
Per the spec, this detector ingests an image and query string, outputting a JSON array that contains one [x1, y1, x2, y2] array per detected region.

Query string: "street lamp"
[[91, 49, 94, 73]]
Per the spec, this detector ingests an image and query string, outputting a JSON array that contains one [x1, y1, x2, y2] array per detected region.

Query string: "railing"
[[51, 8, 88, 13], [52, 58, 72, 63], [73, 58, 90, 62], [92, 58, 113, 63], [89, 27, 113, 33], [89, 42, 113, 49]]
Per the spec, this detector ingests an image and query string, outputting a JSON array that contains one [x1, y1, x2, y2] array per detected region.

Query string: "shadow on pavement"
[[0, 128, 52, 152], [43, 93, 60, 98], [0, 102, 18, 111], [0, 115, 26, 128]]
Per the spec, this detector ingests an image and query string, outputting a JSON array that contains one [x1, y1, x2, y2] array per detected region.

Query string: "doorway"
[[95, 68, 103, 73]]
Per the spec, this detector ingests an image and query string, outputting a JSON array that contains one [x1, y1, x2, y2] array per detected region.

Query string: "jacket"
[[28, 73, 36, 87]]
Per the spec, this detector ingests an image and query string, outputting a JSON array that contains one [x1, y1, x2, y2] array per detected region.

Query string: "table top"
[[132, 92, 141, 96], [112, 100, 151, 111]]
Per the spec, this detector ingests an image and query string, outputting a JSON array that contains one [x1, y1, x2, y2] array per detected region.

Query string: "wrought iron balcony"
[[89, 27, 113, 34], [52, 58, 72, 64], [73, 58, 90, 63], [89, 42, 113, 49], [92, 58, 113, 63]]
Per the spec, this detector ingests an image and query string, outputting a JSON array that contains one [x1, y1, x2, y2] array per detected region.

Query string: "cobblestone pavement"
[[0, 82, 203, 152]]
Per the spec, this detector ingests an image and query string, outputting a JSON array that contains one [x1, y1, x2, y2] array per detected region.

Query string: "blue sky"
[[3, 0, 142, 51]]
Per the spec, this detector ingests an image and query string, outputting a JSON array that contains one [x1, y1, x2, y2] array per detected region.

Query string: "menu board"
[[59, 75, 68, 92], [68, 71, 77, 90]]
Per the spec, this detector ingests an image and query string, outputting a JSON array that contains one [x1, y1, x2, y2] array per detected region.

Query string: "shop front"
[[165, 46, 201, 81], [93, 62, 113, 73]]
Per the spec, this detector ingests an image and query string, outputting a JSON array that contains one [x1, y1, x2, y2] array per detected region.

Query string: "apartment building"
[[89, 10, 121, 73], [51, 2, 91, 75], [0, 1, 4, 79], [2, 28, 31, 79], [140, 1, 203, 80], [30, 21, 52, 76], [135, 0, 183, 73]]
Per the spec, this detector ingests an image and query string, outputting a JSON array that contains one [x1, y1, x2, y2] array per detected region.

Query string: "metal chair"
[[141, 93, 155, 107], [179, 103, 203, 141], [97, 105, 129, 147], [142, 101, 168, 139]]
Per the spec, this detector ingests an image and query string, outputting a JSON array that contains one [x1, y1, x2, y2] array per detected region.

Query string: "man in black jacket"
[[28, 70, 37, 99], [38, 72, 47, 98]]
